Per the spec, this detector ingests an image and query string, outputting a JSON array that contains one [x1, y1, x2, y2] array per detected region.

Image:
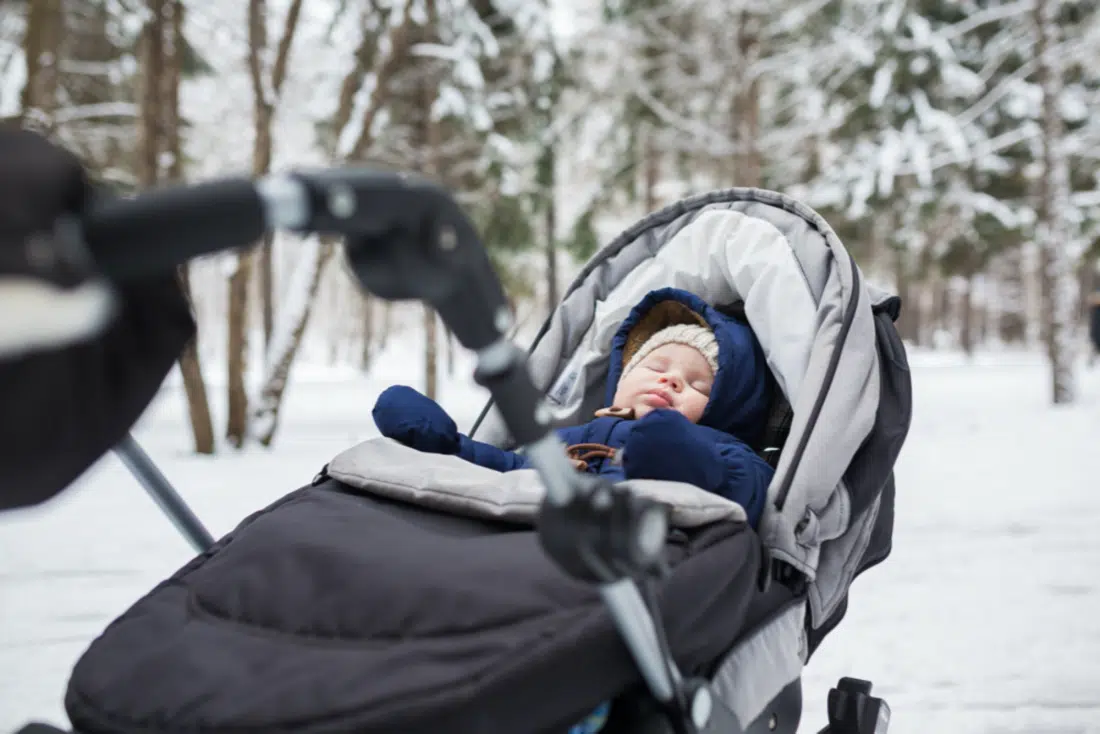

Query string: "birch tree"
[[251, 0, 419, 446], [225, 0, 305, 448], [1034, 0, 1078, 403]]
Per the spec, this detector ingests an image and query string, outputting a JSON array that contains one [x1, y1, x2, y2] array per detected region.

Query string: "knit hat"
[[620, 323, 719, 380]]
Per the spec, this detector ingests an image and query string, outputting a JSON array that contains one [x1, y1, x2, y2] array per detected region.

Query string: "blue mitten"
[[622, 409, 724, 491], [371, 385, 460, 454]]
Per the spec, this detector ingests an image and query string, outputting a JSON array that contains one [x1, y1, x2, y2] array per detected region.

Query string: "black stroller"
[[20, 169, 911, 734]]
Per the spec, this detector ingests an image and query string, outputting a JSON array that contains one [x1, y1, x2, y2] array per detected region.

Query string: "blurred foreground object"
[[0, 126, 115, 358], [0, 126, 195, 510]]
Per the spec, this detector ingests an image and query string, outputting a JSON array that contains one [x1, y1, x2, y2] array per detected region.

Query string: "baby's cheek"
[[683, 394, 708, 423]]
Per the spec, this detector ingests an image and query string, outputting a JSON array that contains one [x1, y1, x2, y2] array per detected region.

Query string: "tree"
[[135, 0, 216, 453], [250, 0, 420, 446], [533, 40, 565, 316], [18, 0, 62, 130], [1033, 0, 1078, 403], [225, 0, 305, 449], [163, 0, 215, 454]]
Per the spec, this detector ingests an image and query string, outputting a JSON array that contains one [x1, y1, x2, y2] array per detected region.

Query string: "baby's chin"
[[632, 402, 683, 419]]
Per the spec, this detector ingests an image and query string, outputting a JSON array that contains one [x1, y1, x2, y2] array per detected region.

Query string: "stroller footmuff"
[[62, 187, 911, 734], [67, 468, 762, 734]]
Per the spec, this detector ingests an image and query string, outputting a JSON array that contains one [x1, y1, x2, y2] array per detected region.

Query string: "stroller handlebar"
[[82, 169, 445, 283], [83, 175, 274, 281]]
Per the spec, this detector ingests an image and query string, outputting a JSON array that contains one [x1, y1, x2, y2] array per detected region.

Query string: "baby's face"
[[613, 342, 714, 423]]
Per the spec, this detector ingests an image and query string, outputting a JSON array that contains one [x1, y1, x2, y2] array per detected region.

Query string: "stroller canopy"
[[472, 188, 910, 628]]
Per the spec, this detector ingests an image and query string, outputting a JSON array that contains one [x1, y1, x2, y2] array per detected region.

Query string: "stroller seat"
[[58, 188, 911, 734]]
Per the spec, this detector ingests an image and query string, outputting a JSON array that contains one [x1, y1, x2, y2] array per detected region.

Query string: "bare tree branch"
[[347, 1, 417, 161]]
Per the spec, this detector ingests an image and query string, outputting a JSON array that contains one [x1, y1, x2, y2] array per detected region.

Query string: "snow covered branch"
[[940, 0, 1035, 40], [52, 102, 139, 123], [344, 1, 417, 161]]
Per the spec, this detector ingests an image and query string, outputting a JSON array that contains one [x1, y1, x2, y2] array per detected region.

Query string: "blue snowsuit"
[[372, 288, 775, 527]]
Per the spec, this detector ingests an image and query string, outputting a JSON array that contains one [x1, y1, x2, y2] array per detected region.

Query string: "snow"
[[3, 347, 1100, 733], [966, 190, 1022, 229], [1059, 89, 1088, 124], [869, 61, 895, 110], [940, 63, 985, 99], [876, 128, 902, 198], [0, 50, 24, 119]]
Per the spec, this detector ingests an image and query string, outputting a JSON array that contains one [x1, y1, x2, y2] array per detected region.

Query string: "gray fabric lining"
[[327, 437, 748, 527], [710, 601, 808, 727]]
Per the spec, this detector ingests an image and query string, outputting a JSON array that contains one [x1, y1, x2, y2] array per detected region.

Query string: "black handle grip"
[[81, 177, 267, 281]]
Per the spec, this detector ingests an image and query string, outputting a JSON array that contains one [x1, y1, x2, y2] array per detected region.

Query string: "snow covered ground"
[[2, 342, 1100, 734]]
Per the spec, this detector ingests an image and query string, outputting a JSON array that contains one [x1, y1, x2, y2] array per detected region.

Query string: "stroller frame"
[[31, 167, 890, 734]]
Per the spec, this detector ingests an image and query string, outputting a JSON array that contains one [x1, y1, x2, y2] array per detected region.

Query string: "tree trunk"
[[225, 254, 252, 447], [918, 280, 934, 347], [251, 0, 274, 351], [642, 126, 659, 212], [893, 245, 919, 343], [421, 100, 440, 397], [932, 276, 949, 346], [960, 273, 975, 357], [976, 277, 990, 348], [227, 0, 268, 447], [419, 0, 442, 401], [424, 304, 438, 400], [997, 249, 1027, 344], [1081, 260, 1096, 324], [544, 149, 559, 317], [445, 321, 455, 377], [261, 237, 274, 347], [346, 4, 417, 161], [381, 302, 393, 348], [163, 0, 214, 454], [136, 0, 164, 189], [256, 0, 302, 351], [734, 10, 762, 187], [227, 0, 305, 447], [19, 0, 63, 129], [177, 268, 215, 453], [252, 236, 337, 446], [360, 293, 375, 371], [1034, 0, 1077, 404]]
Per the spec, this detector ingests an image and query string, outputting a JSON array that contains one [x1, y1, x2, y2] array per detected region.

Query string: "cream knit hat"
[[620, 323, 719, 379]]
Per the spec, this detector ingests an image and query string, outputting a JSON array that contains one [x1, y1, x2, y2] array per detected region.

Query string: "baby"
[[372, 287, 774, 527]]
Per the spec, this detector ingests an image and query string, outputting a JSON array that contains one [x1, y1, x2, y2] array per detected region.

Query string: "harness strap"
[[565, 442, 619, 472], [565, 406, 634, 470]]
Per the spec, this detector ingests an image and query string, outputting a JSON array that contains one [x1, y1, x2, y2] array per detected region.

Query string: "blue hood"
[[604, 287, 771, 444]]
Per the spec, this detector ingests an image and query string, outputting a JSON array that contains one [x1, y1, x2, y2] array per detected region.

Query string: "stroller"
[[30, 171, 911, 734]]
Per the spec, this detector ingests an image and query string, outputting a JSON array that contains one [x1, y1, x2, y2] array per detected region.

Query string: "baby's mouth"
[[643, 389, 672, 408]]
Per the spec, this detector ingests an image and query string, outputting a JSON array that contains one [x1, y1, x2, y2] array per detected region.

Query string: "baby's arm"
[[456, 435, 531, 472], [621, 410, 773, 527], [372, 385, 530, 472], [710, 436, 773, 528], [456, 422, 593, 472]]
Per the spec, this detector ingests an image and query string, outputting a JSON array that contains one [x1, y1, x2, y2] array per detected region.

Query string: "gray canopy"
[[470, 187, 903, 629]]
